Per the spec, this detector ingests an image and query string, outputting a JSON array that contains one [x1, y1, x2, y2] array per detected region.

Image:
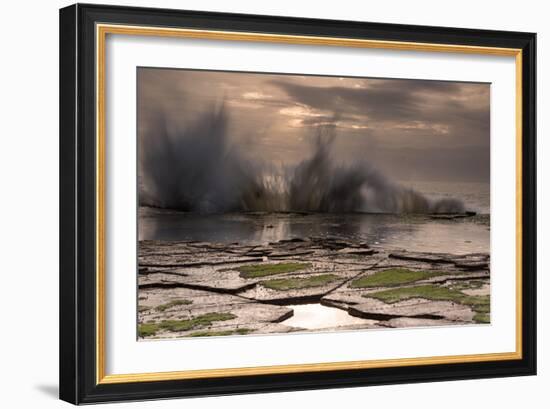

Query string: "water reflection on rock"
[[139, 207, 489, 254]]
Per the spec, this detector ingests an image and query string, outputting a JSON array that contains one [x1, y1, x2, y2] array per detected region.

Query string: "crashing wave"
[[139, 104, 464, 214]]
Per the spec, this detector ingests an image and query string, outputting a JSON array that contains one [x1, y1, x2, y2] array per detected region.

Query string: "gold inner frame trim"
[[95, 23, 523, 385]]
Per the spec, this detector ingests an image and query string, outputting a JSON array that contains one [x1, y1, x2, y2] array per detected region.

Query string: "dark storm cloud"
[[270, 79, 489, 136], [271, 80, 427, 120], [138, 68, 490, 183]]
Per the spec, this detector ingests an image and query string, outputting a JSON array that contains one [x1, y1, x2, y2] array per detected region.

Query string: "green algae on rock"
[[139, 312, 236, 337], [154, 299, 193, 312], [350, 268, 444, 288], [187, 328, 253, 337], [364, 284, 490, 316], [138, 322, 159, 337], [261, 274, 339, 291], [237, 262, 312, 278], [473, 312, 490, 323]]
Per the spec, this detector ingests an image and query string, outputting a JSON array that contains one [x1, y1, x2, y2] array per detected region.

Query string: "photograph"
[[55, 2, 537, 404], [136, 68, 491, 340]]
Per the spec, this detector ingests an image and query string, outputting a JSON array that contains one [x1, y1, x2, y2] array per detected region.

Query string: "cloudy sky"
[[138, 68, 490, 184]]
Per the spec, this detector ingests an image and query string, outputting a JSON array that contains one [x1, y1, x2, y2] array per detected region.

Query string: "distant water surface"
[[139, 208, 489, 254], [400, 180, 489, 214], [139, 181, 490, 254]]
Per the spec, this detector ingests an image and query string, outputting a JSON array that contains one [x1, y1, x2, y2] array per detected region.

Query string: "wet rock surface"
[[138, 238, 490, 339]]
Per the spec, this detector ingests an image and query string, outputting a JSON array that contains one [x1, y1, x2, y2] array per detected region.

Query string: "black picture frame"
[[59, 3, 536, 404]]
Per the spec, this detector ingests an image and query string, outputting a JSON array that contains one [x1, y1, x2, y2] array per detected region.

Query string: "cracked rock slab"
[[139, 254, 263, 268], [139, 292, 294, 340], [238, 274, 348, 304], [378, 317, 464, 328], [138, 286, 250, 311], [320, 290, 370, 310], [389, 251, 454, 263], [138, 240, 491, 338], [308, 322, 382, 332], [144, 322, 299, 339], [349, 298, 475, 322]]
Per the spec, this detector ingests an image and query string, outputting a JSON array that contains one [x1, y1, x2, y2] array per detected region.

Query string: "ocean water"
[[139, 181, 490, 254], [139, 212, 489, 254]]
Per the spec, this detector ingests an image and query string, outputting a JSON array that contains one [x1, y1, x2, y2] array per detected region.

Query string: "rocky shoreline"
[[138, 236, 490, 339]]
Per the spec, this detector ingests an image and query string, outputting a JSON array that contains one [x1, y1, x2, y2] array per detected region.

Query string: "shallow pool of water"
[[283, 303, 373, 330]]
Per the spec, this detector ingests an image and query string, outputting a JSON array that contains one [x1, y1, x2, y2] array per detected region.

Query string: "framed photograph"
[[59, 3, 536, 404]]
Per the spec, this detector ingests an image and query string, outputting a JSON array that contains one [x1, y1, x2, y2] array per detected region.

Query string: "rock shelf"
[[138, 237, 490, 339]]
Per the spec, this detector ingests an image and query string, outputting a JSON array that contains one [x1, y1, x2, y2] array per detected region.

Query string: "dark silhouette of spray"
[[139, 104, 464, 214], [139, 103, 268, 212]]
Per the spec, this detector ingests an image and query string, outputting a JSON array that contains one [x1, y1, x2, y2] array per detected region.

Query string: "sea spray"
[[139, 104, 464, 214], [139, 104, 264, 212]]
